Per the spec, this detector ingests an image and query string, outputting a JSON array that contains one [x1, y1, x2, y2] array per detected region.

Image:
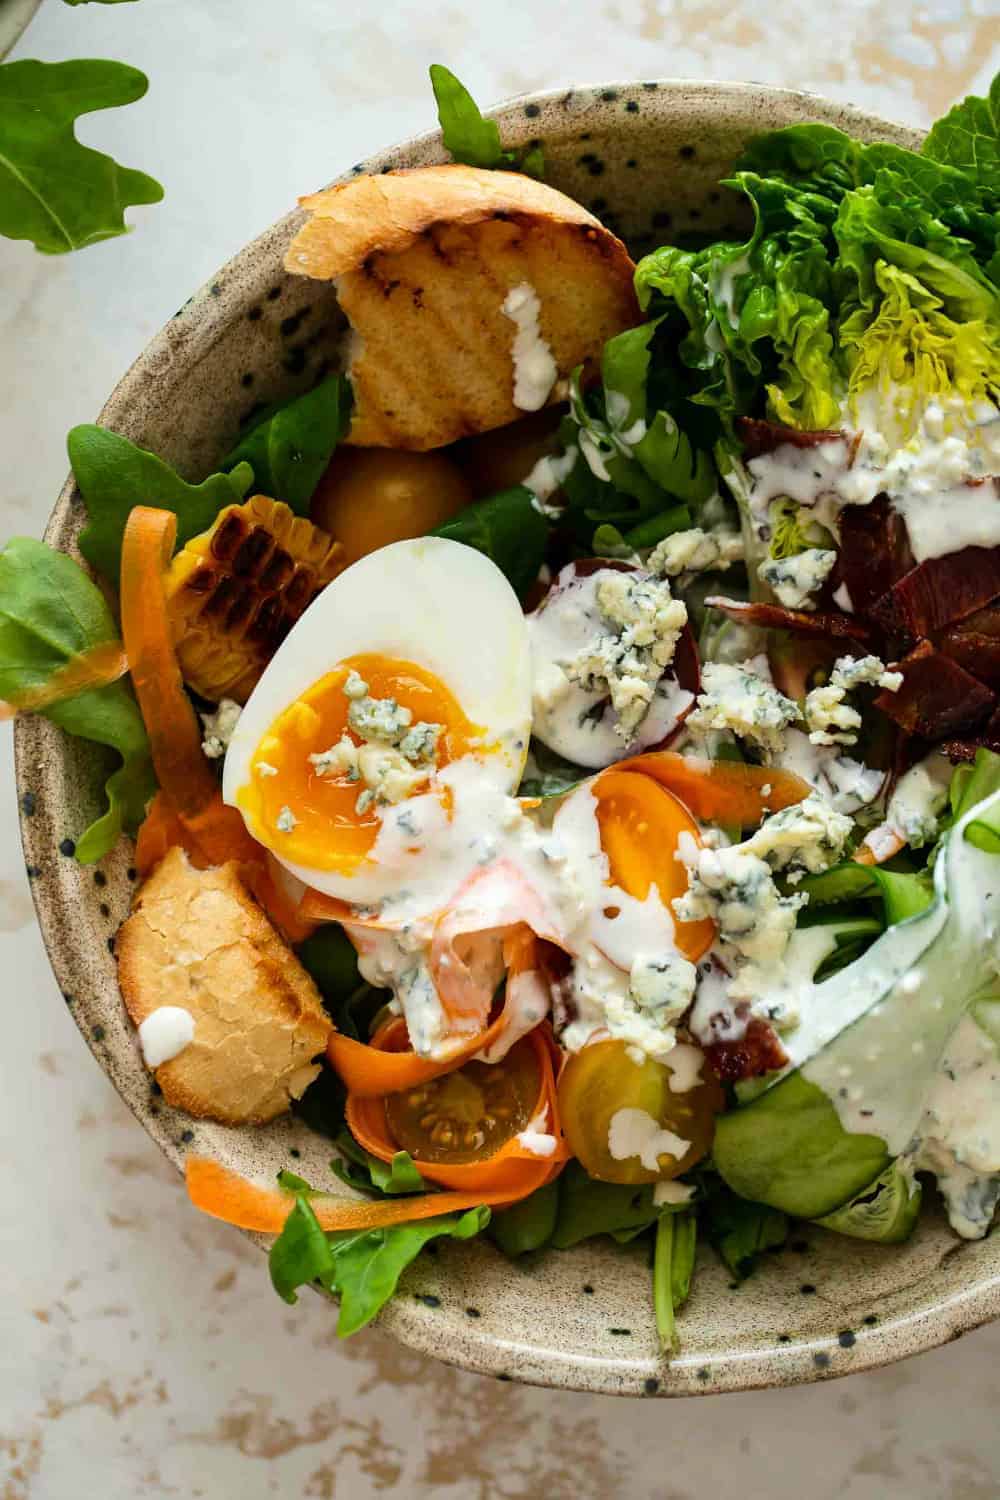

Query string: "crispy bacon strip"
[[705, 596, 875, 644], [870, 547, 1000, 642], [736, 417, 843, 460], [704, 1017, 788, 1082], [833, 496, 914, 617], [875, 640, 996, 738]]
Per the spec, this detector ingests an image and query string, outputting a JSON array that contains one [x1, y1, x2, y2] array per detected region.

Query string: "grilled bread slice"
[[284, 164, 639, 451], [117, 847, 331, 1124]]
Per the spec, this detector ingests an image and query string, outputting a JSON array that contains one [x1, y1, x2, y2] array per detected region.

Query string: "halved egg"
[[223, 537, 532, 904]]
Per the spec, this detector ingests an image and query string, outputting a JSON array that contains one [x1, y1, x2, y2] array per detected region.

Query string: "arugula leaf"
[[0, 538, 155, 860], [0, 60, 162, 254], [429, 64, 544, 180], [551, 1161, 659, 1248], [68, 425, 253, 587], [331, 1129, 427, 1197], [923, 73, 1000, 194], [431, 485, 547, 600], [699, 1172, 788, 1279], [269, 1196, 339, 1303], [488, 1179, 559, 1256], [332, 1206, 489, 1337], [221, 376, 351, 517]]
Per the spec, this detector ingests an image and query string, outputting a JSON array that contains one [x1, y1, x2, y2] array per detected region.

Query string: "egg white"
[[223, 536, 533, 901]]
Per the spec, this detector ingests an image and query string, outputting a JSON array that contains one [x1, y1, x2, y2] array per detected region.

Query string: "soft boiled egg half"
[[223, 537, 533, 905]]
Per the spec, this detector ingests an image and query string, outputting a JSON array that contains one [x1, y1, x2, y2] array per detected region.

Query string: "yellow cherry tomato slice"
[[385, 1035, 542, 1165], [593, 769, 715, 962], [558, 1038, 723, 1184], [310, 446, 472, 567], [452, 407, 564, 499]]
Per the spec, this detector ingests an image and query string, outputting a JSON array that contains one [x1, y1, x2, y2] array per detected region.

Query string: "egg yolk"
[[238, 654, 484, 873]]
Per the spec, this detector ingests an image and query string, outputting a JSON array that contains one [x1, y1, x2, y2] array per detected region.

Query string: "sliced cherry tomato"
[[452, 407, 564, 499], [558, 1038, 723, 1184], [310, 447, 472, 566], [384, 1035, 541, 1165], [593, 768, 715, 961]]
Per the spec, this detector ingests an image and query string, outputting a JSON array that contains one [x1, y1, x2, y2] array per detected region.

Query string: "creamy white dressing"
[[522, 448, 578, 505], [501, 282, 558, 412], [137, 1007, 195, 1068], [516, 1106, 559, 1158], [742, 393, 1000, 564], [607, 1107, 689, 1171], [653, 1180, 696, 1207]]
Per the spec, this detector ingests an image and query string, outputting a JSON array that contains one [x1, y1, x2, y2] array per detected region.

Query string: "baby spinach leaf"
[[221, 376, 351, 517], [290, 1064, 347, 1141], [551, 1161, 659, 1248], [517, 740, 587, 800], [68, 424, 253, 588], [699, 1173, 788, 1279], [431, 485, 547, 600], [331, 1129, 427, 1197], [0, 537, 155, 861], [429, 64, 544, 180], [331, 1206, 490, 1336], [269, 1196, 339, 1303], [0, 60, 162, 254], [295, 925, 387, 1040], [652, 1208, 697, 1352], [489, 1179, 559, 1257]]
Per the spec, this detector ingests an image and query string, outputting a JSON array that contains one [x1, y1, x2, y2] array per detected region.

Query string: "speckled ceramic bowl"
[[17, 80, 1000, 1397]]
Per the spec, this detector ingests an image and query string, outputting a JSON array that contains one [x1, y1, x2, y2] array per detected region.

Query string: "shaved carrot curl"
[[186, 1154, 558, 1233]]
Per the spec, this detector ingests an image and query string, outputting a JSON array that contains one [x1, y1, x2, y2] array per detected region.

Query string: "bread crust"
[[284, 165, 640, 450], [117, 847, 331, 1124]]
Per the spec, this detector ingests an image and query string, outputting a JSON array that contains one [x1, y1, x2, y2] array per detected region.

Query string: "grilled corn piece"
[[165, 495, 344, 704]]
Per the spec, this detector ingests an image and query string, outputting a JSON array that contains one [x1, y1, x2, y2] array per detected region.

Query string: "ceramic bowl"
[[18, 79, 1000, 1397]]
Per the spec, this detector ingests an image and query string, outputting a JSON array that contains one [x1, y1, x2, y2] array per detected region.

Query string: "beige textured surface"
[[3, 0, 1000, 1496]]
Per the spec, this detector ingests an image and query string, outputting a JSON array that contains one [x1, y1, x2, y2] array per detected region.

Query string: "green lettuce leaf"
[[221, 376, 351, 516], [0, 59, 162, 254], [488, 1179, 559, 1257], [431, 485, 547, 600], [68, 425, 253, 587], [331, 1130, 427, 1197], [550, 1161, 659, 1248], [799, 860, 934, 927], [294, 925, 386, 1040], [923, 73, 1000, 194], [813, 1161, 921, 1243], [429, 64, 544, 179], [0, 538, 155, 860]]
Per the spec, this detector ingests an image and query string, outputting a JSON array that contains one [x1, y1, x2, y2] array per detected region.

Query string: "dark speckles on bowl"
[[16, 77, 997, 1400]]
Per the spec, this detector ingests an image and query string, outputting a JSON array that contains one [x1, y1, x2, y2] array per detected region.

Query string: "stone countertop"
[[2, 1, 999, 1495]]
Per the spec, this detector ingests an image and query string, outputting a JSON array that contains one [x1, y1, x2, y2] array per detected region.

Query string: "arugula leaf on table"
[[431, 485, 547, 600], [331, 1129, 428, 1197], [68, 425, 254, 588], [429, 64, 544, 180], [268, 1192, 491, 1336], [220, 376, 352, 517], [699, 1172, 788, 1279], [0, 538, 155, 860], [0, 60, 162, 254]]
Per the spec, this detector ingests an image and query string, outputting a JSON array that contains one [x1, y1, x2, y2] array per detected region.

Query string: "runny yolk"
[[238, 653, 484, 872]]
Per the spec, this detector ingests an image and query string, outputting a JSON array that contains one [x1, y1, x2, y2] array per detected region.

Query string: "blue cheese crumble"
[[648, 527, 743, 580], [563, 572, 687, 741], [200, 698, 242, 759], [687, 658, 798, 756], [276, 805, 297, 833], [741, 792, 852, 875], [309, 675, 443, 813], [758, 547, 836, 610], [804, 655, 903, 747]]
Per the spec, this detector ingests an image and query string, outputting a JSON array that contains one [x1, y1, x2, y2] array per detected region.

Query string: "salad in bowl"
[[7, 66, 1000, 1360]]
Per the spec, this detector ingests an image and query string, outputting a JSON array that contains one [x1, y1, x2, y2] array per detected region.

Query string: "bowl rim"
[[20, 75, 998, 1398]]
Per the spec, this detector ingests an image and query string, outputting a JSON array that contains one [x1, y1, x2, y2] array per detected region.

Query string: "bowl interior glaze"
[[18, 79, 1000, 1397]]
